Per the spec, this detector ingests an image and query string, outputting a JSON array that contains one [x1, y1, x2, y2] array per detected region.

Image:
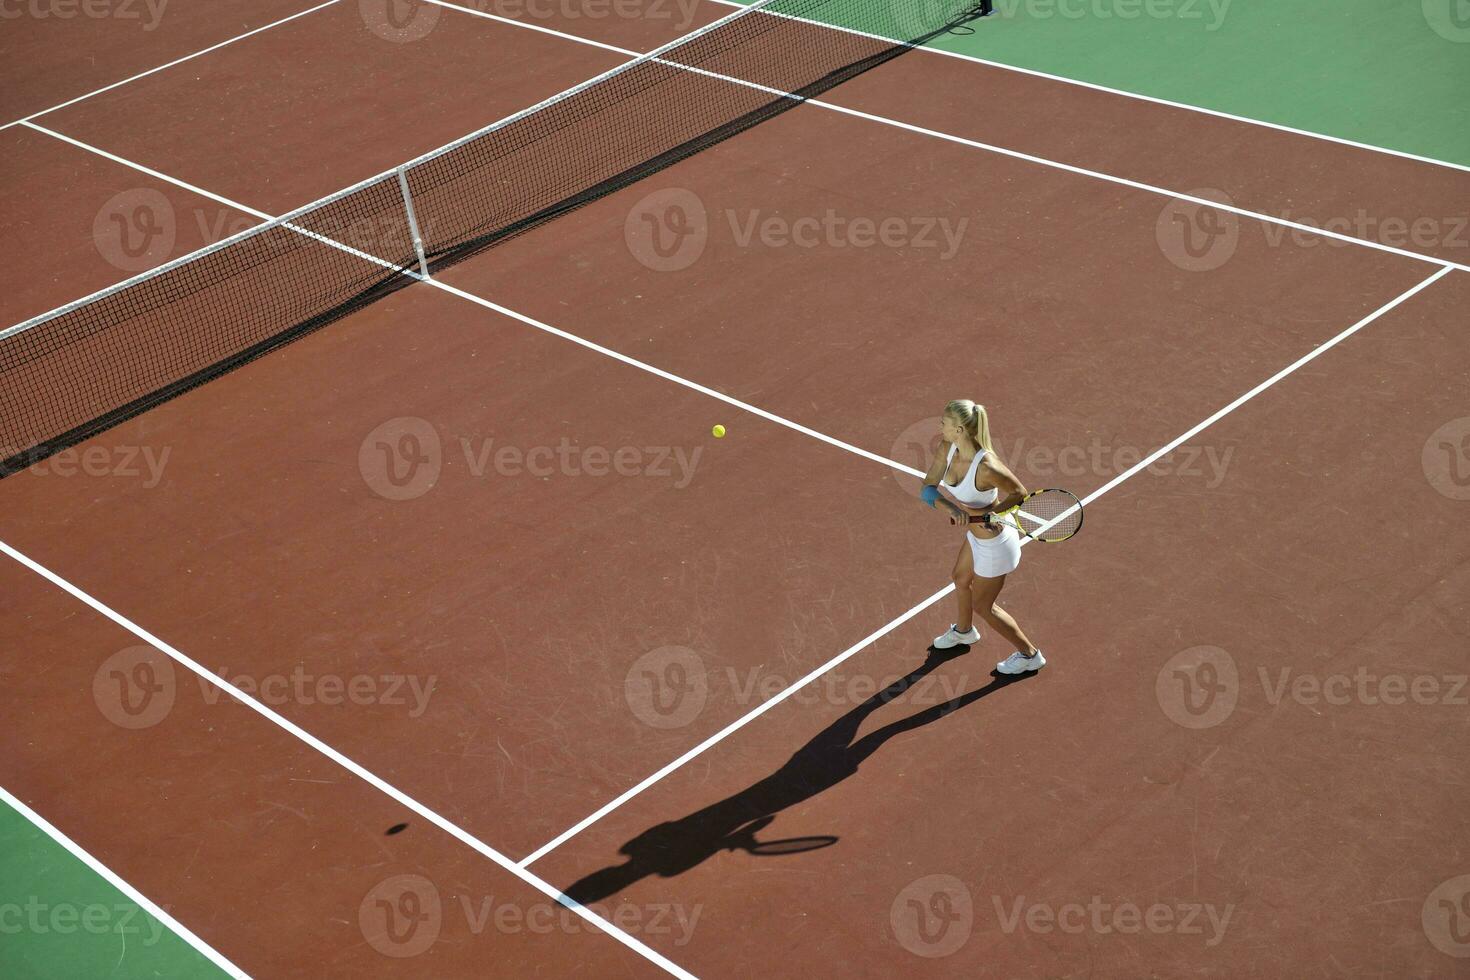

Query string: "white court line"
[[22, 122, 919, 477], [1, 0, 342, 132], [0, 782, 251, 979], [26, 123, 278, 219], [704, 0, 1470, 176], [1073, 266, 1456, 509], [0, 0, 1458, 181], [9, 2, 1461, 897], [0, 542, 696, 980], [518, 584, 954, 867], [11, 0, 1465, 335], [431, 279, 920, 472], [519, 265, 1456, 864], [396, 0, 1470, 274], [798, 100, 1467, 273], [423, 0, 636, 53]]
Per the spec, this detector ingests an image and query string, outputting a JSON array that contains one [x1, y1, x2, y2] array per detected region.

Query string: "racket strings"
[[1015, 491, 1083, 541]]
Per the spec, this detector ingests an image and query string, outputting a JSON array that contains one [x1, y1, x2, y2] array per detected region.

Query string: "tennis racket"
[[950, 488, 1083, 543]]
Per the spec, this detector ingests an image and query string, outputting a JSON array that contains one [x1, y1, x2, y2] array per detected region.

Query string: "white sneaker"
[[996, 650, 1045, 674], [932, 624, 980, 649]]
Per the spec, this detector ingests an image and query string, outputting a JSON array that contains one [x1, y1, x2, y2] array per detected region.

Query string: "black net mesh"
[[0, 0, 988, 477], [405, 0, 984, 263]]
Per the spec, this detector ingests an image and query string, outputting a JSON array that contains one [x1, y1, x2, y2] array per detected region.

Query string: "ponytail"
[[944, 399, 993, 454]]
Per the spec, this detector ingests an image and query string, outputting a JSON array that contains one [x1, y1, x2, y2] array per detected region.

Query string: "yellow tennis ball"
[[712, 424, 726, 438]]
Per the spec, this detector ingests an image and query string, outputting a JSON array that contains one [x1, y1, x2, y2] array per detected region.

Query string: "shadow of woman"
[[562, 649, 1034, 904]]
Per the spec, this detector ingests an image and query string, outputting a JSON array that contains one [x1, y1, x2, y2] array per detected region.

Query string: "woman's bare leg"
[[951, 537, 977, 632], [970, 574, 1038, 654]]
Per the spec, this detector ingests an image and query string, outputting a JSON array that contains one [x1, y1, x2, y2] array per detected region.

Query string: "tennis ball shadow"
[[561, 651, 1033, 905]]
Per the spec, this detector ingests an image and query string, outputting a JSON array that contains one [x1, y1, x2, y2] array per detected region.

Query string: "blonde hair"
[[945, 399, 993, 454]]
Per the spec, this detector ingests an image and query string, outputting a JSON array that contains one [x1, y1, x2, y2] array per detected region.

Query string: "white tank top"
[[942, 443, 998, 507]]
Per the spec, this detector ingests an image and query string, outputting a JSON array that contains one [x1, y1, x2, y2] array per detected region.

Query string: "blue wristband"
[[920, 485, 941, 508]]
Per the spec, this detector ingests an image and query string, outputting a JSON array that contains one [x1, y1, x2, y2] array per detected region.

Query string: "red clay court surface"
[[2, 1, 1468, 977]]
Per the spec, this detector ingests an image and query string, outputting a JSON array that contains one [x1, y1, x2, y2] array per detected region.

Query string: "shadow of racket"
[[722, 815, 838, 857]]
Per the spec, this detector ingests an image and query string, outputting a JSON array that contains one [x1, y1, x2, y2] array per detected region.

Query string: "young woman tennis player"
[[919, 400, 1044, 674]]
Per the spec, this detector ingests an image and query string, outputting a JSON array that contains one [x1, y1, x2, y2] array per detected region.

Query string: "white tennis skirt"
[[967, 525, 1021, 578]]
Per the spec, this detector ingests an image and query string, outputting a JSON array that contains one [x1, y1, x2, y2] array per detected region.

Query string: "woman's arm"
[[973, 455, 1029, 522], [922, 439, 950, 487], [920, 440, 969, 520]]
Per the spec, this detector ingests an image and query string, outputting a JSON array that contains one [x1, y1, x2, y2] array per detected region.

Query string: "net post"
[[396, 167, 430, 279]]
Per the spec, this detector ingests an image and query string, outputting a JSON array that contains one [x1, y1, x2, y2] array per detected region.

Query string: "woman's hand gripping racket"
[[950, 488, 1084, 543]]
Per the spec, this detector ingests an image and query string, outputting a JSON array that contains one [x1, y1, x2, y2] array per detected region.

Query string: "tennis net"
[[0, 0, 988, 478]]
